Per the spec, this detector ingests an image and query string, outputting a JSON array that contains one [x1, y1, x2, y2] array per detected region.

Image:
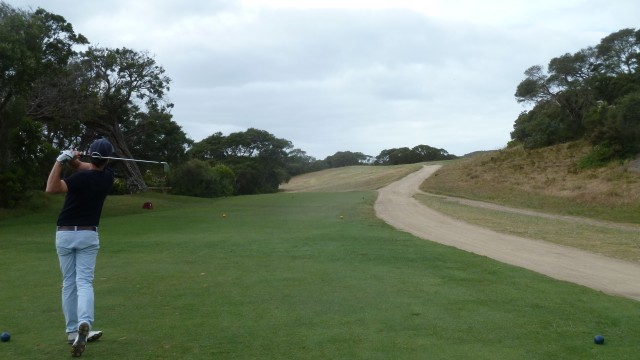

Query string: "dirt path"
[[374, 165, 640, 301]]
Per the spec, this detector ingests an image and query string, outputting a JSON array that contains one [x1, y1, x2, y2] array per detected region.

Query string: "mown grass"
[[2, 192, 640, 359]]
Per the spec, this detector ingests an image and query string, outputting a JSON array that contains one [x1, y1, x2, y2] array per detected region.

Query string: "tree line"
[[512, 28, 640, 166], [171, 130, 456, 198], [0, 3, 455, 206]]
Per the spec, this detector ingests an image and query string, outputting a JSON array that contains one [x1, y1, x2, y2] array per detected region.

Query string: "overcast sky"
[[9, 0, 640, 158]]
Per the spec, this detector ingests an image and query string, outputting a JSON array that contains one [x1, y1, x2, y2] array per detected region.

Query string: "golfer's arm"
[[46, 162, 68, 194]]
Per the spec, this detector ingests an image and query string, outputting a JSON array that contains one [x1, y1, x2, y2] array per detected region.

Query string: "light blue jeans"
[[56, 229, 99, 333]]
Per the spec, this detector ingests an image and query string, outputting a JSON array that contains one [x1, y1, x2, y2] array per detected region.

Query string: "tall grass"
[[1, 192, 640, 359], [421, 142, 640, 224], [280, 164, 423, 192], [415, 193, 640, 262]]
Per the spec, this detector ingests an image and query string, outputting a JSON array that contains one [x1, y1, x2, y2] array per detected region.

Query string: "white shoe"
[[67, 330, 103, 344]]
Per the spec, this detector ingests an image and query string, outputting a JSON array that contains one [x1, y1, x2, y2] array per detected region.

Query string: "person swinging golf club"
[[46, 137, 115, 357]]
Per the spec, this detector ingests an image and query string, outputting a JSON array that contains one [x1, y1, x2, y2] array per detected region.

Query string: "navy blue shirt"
[[56, 168, 114, 227]]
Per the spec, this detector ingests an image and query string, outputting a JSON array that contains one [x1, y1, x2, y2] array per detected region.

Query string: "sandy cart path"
[[374, 165, 640, 301]]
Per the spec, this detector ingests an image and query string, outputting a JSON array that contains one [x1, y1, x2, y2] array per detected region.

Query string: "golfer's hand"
[[56, 150, 74, 164]]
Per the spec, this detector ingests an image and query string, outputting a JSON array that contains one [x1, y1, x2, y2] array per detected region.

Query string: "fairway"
[[2, 191, 640, 359]]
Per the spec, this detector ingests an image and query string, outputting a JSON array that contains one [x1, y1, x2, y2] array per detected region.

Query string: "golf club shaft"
[[83, 153, 170, 172], [91, 155, 166, 165]]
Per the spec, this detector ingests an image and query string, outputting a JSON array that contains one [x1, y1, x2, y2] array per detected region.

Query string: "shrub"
[[578, 144, 618, 168], [110, 178, 128, 195], [168, 159, 235, 198], [586, 92, 640, 161]]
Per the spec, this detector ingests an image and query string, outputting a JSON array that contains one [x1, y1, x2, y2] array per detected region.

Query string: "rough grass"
[[280, 164, 423, 192], [415, 193, 640, 263], [421, 141, 640, 224]]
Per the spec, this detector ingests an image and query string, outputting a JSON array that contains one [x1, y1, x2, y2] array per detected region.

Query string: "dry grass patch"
[[280, 164, 423, 192], [416, 193, 640, 263], [422, 141, 640, 224]]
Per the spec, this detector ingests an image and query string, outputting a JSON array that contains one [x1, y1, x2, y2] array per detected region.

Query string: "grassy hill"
[[421, 141, 640, 224], [280, 164, 423, 192], [281, 141, 639, 224]]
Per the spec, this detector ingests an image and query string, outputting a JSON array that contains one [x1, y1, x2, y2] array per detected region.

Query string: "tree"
[[586, 92, 640, 159], [547, 48, 598, 89], [412, 145, 456, 161], [285, 148, 325, 176], [168, 159, 235, 198], [374, 145, 455, 165], [388, 147, 417, 165], [225, 128, 292, 194], [223, 128, 291, 158], [515, 61, 595, 137], [0, 3, 187, 205], [0, 3, 87, 114], [0, 3, 87, 207], [78, 47, 172, 192], [511, 101, 575, 149], [325, 151, 372, 167], [596, 28, 640, 75], [188, 128, 294, 194], [128, 108, 192, 169], [0, 117, 58, 207], [514, 65, 555, 105], [589, 72, 640, 104], [512, 28, 640, 152], [188, 132, 226, 161]]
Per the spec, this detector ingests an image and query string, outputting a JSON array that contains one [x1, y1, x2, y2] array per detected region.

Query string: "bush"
[[586, 92, 640, 160], [511, 102, 577, 149], [0, 172, 24, 208], [110, 178, 129, 195], [211, 164, 236, 197], [578, 144, 618, 168], [168, 159, 235, 198], [143, 169, 167, 188]]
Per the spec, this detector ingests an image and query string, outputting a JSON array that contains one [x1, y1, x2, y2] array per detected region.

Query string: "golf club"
[[86, 152, 170, 173]]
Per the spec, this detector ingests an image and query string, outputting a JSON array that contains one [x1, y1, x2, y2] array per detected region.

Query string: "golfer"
[[46, 138, 115, 357]]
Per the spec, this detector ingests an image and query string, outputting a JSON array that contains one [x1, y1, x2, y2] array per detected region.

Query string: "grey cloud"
[[168, 9, 466, 87], [8, 0, 640, 158]]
